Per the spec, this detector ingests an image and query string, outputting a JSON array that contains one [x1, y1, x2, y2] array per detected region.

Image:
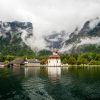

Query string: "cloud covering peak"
[[0, 0, 100, 50]]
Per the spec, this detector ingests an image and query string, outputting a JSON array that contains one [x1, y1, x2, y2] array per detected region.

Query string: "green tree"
[[95, 54, 100, 61], [38, 56, 48, 65], [89, 60, 96, 65], [77, 57, 89, 65], [62, 58, 67, 64], [68, 56, 76, 65]]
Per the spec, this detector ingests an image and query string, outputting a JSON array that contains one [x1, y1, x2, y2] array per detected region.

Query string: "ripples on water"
[[0, 66, 100, 100]]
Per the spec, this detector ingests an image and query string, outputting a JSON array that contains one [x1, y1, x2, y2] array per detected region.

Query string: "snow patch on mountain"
[[59, 44, 73, 53], [89, 18, 100, 29], [77, 37, 100, 46]]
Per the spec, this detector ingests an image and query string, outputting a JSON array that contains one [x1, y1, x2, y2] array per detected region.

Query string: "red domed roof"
[[48, 49, 60, 59], [48, 55, 60, 59]]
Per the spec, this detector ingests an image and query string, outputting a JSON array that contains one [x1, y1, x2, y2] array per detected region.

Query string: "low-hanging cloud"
[[0, 0, 100, 50]]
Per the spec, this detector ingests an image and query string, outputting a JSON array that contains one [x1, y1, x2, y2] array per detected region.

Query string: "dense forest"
[[0, 50, 100, 65]]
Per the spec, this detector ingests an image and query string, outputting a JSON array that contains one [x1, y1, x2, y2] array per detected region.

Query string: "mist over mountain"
[[0, 18, 100, 55], [45, 18, 100, 53], [0, 21, 35, 56], [0, 0, 100, 54], [1, 0, 100, 51]]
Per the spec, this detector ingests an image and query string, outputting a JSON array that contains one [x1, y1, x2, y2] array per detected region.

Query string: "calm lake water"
[[0, 66, 100, 100]]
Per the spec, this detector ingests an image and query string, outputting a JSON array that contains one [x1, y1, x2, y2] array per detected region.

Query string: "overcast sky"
[[0, 0, 100, 49], [0, 0, 100, 34]]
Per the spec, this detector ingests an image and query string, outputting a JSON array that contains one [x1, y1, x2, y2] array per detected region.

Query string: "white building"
[[24, 59, 40, 67], [47, 50, 61, 66]]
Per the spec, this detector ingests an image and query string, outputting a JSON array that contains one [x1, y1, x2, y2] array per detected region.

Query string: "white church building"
[[47, 50, 61, 66]]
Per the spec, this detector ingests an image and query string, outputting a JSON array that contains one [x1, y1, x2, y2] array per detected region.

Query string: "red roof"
[[48, 55, 60, 59]]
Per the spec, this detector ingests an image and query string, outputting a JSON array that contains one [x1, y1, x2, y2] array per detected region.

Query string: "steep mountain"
[[44, 30, 70, 49], [44, 18, 100, 53], [0, 21, 35, 56], [0, 18, 100, 55]]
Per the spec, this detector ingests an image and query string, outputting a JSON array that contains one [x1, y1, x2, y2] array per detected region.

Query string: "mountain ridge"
[[45, 18, 100, 53], [0, 19, 100, 55], [0, 21, 35, 56]]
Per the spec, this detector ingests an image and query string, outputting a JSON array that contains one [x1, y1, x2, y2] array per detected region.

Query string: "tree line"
[[60, 53, 100, 65], [0, 52, 100, 65]]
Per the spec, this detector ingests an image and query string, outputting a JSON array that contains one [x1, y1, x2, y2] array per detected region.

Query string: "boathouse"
[[24, 59, 40, 67], [48, 50, 61, 66], [8, 58, 25, 67]]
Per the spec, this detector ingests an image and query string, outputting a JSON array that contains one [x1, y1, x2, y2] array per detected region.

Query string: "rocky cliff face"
[[44, 18, 100, 53], [0, 19, 100, 55], [0, 21, 34, 56], [0, 21, 33, 41]]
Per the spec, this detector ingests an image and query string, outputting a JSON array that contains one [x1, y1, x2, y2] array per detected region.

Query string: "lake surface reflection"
[[0, 66, 100, 100]]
